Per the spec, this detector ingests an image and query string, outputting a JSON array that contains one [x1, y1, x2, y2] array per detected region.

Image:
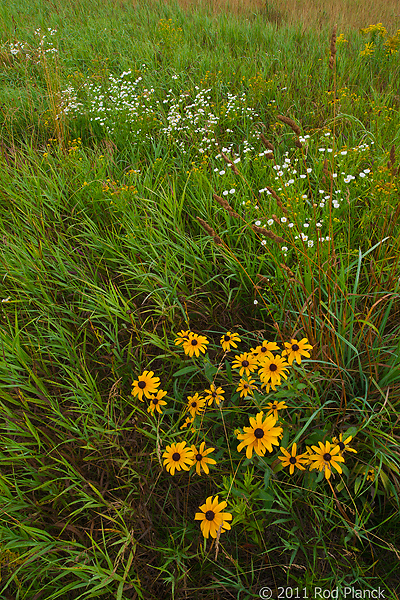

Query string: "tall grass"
[[0, 0, 400, 598]]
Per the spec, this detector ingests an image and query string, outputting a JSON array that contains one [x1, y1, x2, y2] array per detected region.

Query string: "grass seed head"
[[277, 115, 301, 136]]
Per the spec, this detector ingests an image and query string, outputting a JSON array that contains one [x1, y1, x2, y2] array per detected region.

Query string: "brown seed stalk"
[[260, 134, 275, 152], [252, 225, 286, 244], [277, 115, 301, 136], [329, 25, 337, 70], [256, 274, 270, 284], [265, 187, 288, 214], [279, 263, 295, 277], [220, 151, 240, 175], [213, 193, 240, 218], [196, 217, 223, 246]]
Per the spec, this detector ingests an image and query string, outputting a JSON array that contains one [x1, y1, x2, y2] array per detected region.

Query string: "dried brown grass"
[[154, 0, 400, 30]]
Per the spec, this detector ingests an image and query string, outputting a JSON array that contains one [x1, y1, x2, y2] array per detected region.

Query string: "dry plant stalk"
[[252, 225, 286, 244], [266, 187, 288, 214], [277, 115, 301, 136], [220, 151, 240, 175], [388, 145, 399, 176], [329, 25, 337, 70], [280, 263, 295, 277], [213, 193, 240, 218], [196, 217, 223, 246], [260, 134, 275, 152], [256, 274, 270, 284]]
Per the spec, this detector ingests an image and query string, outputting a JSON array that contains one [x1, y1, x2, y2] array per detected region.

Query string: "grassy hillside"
[[0, 1, 400, 598]]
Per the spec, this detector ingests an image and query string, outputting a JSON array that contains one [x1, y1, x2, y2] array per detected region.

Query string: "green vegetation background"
[[0, 0, 399, 598]]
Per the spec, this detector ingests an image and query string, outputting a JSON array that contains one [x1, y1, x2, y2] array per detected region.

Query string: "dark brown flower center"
[[224, 335, 231, 341], [138, 381, 146, 389], [242, 360, 249, 367], [338, 442, 345, 451], [191, 339, 198, 346], [290, 457, 297, 464], [243, 384, 249, 389], [196, 453, 202, 461], [212, 392, 217, 397], [292, 344, 299, 351], [261, 346, 267, 352], [323, 453, 332, 462], [191, 401, 197, 407], [269, 364, 278, 371], [153, 398, 159, 405], [205, 510, 215, 521], [172, 452, 181, 461], [254, 428, 264, 439]]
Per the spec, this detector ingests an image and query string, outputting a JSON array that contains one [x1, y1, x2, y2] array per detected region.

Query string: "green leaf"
[[173, 365, 199, 377]]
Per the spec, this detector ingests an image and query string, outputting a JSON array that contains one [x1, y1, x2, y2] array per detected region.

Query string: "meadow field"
[[1, 0, 400, 597]]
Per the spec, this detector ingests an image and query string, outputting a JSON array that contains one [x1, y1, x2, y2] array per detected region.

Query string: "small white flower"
[[341, 150, 348, 155], [281, 246, 288, 252], [359, 172, 366, 178], [233, 158, 240, 163], [223, 190, 229, 196], [267, 219, 274, 226], [318, 148, 325, 152], [219, 170, 226, 175], [302, 195, 307, 199], [288, 223, 294, 228], [307, 168, 312, 173], [303, 223, 309, 228], [300, 174, 306, 179], [308, 240, 314, 247], [255, 220, 261, 226], [363, 168, 371, 173], [319, 202, 325, 208], [316, 222, 322, 228], [281, 217, 287, 223], [229, 188, 235, 194], [254, 299, 258, 305], [261, 240, 267, 246]]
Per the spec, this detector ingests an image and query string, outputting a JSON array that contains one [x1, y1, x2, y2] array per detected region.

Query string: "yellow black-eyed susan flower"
[[282, 338, 313, 365], [365, 468, 375, 482], [132, 370, 161, 401], [278, 443, 309, 474], [174, 330, 191, 345], [236, 411, 282, 459], [258, 355, 289, 388], [162, 441, 194, 475], [191, 442, 216, 475], [204, 383, 225, 407], [147, 389, 167, 414], [308, 441, 345, 480], [232, 352, 258, 377], [194, 495, 232, 539], [186, 393, 206, 417], [220, 331, 241, 352], [236, 378, 256, 398], [331, 433, 357, 455], [182, 332, 209, 357], [180, 416, 195, 430], [252, 340, 280, 362], [266, 400, 288, 419]]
